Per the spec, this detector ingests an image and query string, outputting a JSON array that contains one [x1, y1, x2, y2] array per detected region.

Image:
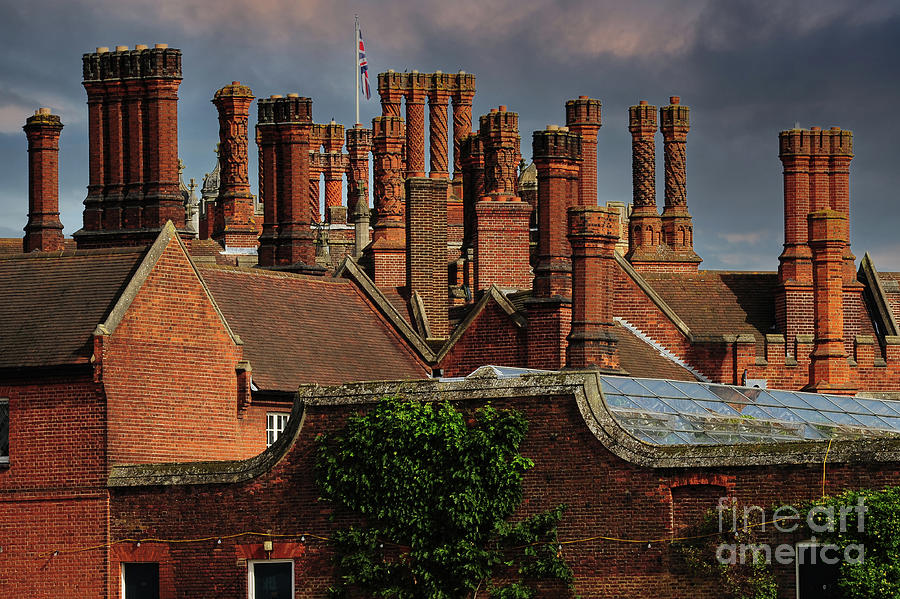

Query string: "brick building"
[[2, 44, 900, 598]]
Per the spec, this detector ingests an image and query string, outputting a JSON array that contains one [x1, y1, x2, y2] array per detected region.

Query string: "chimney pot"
[[639, 100, 648, 106], [810, 126, 820, 131], [270, 94, 282, 99], [499, 105, 507, 112], [286, 93, 299, 98], [490, 108, 498, 113], [669, 96, 680, 104], [154, 43, 168, 49], [97, 47, 109, 53], [459, 69, 466, 74], [559, 126, 569, 132], [579, 95, 588, 99], [232, 81, 240, 86], [115, 45, 128, 52], [135, 44, 148, 50]]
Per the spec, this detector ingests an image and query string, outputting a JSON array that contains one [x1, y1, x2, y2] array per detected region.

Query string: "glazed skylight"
[[600, 375, 900, 446]]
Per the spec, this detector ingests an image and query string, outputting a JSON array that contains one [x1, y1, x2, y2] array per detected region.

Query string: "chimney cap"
[[115, 45, 129, 52], [286, 93, 299, 98], [458, 69, 466, 74], [669, 96, 680, 104], [96, 46, 109, 53], [270, 94, 283, 99], [499, 105, 507, 112], [547, 124, 559, 131], [639, 100, 648, 106], [36, 107, 51, 116], [435, 69, 442, 75], [579, 95, 588, 99], [154, 43, 169, 49], [135, 44, 148, 50]]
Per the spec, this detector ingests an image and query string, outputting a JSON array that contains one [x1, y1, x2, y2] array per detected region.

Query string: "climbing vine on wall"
[[316, 397, 573, 598]]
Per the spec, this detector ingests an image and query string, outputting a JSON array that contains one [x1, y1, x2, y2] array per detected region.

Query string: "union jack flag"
[[358, 30, 371, 100]]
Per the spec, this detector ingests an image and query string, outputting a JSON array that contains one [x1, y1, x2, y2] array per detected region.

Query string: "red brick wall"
[[439, 301, 527, 376], [102, 236, 259, 464], [105, 392, 900, 598], [0, 374, 109, 598]]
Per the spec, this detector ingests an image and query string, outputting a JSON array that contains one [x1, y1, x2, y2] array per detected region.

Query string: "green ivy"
[[316, 397, 574, 599]]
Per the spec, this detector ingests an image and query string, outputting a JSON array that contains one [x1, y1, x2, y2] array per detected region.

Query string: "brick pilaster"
[[23, 109, 65, 252], [565, 96, 602, 207], [566, 206, 620, 370]]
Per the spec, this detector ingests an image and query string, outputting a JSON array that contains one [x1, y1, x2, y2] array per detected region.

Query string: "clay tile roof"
[[639, 271, 778, 351], [198, 266, 430, 390], [877, 272, 900, 326], [0, 238, 22, 255], [0, 247, 146, 369], [614, 323, 698, 381]]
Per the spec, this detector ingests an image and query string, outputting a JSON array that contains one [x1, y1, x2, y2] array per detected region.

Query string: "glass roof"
[[600, 375, 900, 446]]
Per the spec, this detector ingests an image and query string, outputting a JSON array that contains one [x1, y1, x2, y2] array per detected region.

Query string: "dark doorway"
[[252, 561, 292, 599], [123, 562, 159, 599], [797, 545, 842, 599]]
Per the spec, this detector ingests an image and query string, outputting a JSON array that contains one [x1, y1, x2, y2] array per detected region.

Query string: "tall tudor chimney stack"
[[23, 108, 65, 252], [211, 81, 258, 252], [659, 96, 700, 268], [75, 44, 186, 248], [625, 100, 662, 265], [565, 96, 602, 207]]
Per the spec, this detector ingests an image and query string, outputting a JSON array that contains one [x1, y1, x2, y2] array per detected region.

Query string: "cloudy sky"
[[1, 0, 898, 270]]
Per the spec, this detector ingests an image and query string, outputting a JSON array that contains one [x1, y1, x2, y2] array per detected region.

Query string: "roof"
[[614, 324, 698, 381], [639, 271, 778, 351], [198, 265, 430, 390], [876, 271, 900, 329], [0, 247, 146, 369], [601, 374, 900, 446]]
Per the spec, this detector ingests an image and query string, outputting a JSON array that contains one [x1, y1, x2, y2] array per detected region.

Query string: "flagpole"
[[355, 15, 360, 126]]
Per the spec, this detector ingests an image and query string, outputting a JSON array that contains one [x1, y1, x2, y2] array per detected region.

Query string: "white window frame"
[[266, 412, 289, 447], [795, 540, 841, 599], [248, 558, 294, 599], [0, 397, 8, 465]]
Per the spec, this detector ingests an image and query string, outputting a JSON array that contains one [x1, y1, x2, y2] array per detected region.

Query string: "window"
[[0, 398, 8, 465], [249, 559, 293, 599], [266, 412, 289, 447], [122, 562, 159, 599]]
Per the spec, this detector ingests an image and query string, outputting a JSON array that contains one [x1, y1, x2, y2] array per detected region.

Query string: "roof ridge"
[[198, 263, 350, 283], [0, 246, 147, 261]]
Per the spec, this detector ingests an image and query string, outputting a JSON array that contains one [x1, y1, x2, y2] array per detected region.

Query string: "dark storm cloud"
[[1, 0, 898, 270]]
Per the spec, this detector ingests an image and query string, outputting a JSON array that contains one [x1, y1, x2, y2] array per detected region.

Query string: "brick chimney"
[[806, 209, 856, 395], [458, 133, 484, 291], [526, 125, 582, 369], [827, 127, 856, 284], [451, 72, 476, 195], [366, 115, 407, 287], [659, 96, 700, 268], [23, 108, 65, 252], [405, 71, 427, 178], [565, 96, 602, 207], [566, 206, 620, 370], [256, 94, 316, 267], [406, 176, 449, 338], [777, 127, 814, 287], [531, 125, 582, 299], [625, 101, 663, 266], [428, 71, 452, 179], [473, 106, 532, 291], [345, 125, 373, 218], [211, 81, 258, 251], [322, 120, 345, 223], [75, 44, 187, 248]]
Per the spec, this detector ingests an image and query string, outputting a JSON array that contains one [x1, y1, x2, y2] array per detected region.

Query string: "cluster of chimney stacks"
[[15, 44, 864, 388]]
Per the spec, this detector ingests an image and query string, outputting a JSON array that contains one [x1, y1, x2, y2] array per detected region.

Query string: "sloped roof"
[[0, 247, 146, 369], [198, 265, 430, 390], [614, 324, 698, 381], [639, 271, 778, 350], [875, 271, 900, 330]]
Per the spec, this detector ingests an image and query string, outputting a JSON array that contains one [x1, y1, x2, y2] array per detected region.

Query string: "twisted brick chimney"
[[566, 206, 620, 370], [23, 108, 65, 252], [625, 101, 662, 265], [345, 125, 372, 218], [659, 97, 700, 268], [211, 81, 257, 251], [75, 44, 186, 248], [322, 120, 345, 223]]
